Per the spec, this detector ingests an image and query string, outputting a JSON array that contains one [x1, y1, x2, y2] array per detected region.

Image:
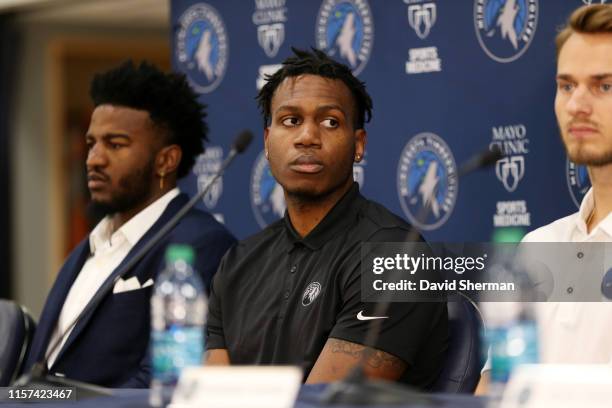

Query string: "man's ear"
[[264, 128, 270, 160], [156, 144, 182, 176], [354, 129, 366, 161]]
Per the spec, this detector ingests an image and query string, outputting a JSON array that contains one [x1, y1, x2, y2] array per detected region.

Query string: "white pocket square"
[[113, 277, 154, 294]]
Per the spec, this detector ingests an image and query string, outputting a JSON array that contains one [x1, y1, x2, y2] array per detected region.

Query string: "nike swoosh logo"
[[357, 310, 388, 321]]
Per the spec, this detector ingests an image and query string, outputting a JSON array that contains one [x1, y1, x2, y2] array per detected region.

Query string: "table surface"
[[0, 385, 490, 408]]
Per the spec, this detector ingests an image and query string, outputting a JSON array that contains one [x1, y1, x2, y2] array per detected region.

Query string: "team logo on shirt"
[[397, 133, 458, 230], [251, 150, 286, 228], [175, 3, 229, 93], [474, 0, 538, 63], [315, 0, 374, 75], [302, 282, 322, 306], [566, 159, 591, 209]]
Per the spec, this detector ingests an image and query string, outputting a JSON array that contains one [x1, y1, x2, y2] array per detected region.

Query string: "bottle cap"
[[165, 244, 195, 265]]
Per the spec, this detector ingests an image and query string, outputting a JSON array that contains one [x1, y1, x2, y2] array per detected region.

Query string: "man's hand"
[[306, 338, 407, 383], [205, 349, 231, 365]]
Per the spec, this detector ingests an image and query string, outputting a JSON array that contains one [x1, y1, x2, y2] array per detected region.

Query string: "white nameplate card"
[[168, 366, 302, 408], [500, 364, 612, 408]]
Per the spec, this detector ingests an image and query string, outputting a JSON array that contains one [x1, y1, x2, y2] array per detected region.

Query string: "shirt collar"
[[284, 182, 363, 251], [575, 188, 612, 238], [89, 188, 180, 253]]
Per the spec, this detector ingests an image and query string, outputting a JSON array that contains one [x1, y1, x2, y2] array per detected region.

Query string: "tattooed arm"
[[306, 338, 407, 383]]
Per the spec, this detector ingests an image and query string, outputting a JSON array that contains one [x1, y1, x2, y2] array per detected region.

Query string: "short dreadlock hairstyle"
[[90, 60, 207, 179], [256, 48, 373, 129]]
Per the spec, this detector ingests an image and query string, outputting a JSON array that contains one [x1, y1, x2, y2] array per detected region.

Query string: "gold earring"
[[159, 171, 165, 190], [265, 150, 269, 160], [355, 154, 361, 162]]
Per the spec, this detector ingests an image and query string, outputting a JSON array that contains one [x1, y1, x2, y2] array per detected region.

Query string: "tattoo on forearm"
[[329, 338, 365, 358], [327, 338, 406, 372]]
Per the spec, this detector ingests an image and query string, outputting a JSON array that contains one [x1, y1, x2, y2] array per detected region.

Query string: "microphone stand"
[[10, 132, 253, 400]]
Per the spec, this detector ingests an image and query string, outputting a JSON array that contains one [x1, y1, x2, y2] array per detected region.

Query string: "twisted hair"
[[256, 48, 373, 129]]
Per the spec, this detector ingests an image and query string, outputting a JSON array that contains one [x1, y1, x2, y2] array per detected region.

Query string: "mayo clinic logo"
[[315, 0, 374, 75], [495, 157, 524, 192], [474, 0, 538, 63], [252, 0, 287, 58], [406, 1, 436, 40], [397, 133, 458, 230], [250, 150, 286, 228], [175, 3, 229, 93], [566, 159, 591, 209], [489, 124, 529, 192], [192, 146, 224, 209]]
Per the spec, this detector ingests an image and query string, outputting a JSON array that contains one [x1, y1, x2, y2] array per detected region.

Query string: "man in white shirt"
[[477, 4, 612, 393], [24, 61, 236, 387], [526, 2, 612, 365]]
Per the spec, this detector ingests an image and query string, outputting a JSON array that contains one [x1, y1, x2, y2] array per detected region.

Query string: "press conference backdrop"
[[171, 0, 598, 242]]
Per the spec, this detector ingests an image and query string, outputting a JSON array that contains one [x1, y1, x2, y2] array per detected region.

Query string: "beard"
[[565, 143, 612, 166], [87, 158, 155, 220]]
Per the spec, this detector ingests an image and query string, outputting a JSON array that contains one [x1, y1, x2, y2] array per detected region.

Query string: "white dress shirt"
[[521, 188, 612, 364], [46, 188, 180, 368]]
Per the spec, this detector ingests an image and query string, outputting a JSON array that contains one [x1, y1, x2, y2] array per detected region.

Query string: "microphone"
[[12, 130, 253, 398], [320, 146, 500, 405], [458, 145, 503, 177]]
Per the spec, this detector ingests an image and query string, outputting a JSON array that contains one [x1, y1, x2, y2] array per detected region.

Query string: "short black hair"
[[256, 48, 373, 129], [90, 60, 207, 179]]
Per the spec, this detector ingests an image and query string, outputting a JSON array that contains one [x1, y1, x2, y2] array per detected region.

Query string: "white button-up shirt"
[[522, 188, 612, 364], [46, 188, 180, 368]]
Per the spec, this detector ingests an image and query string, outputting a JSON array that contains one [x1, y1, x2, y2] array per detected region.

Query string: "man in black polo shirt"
[[206, 48, 448, 389]]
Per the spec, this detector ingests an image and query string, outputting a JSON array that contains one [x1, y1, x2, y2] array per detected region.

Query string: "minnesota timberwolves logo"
[[397, 133, 458, 230], [315, 0, 374, 75], [474, 0, 538, 63], [176, 3, 229, 93], [566, 159, 591, 209], [302, 282, 322, 306], [251, 150, 286, 228]]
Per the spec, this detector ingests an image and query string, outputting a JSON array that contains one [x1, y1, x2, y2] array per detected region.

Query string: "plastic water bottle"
[[150, 245, 206, 407], [482, 302, 539, 396]]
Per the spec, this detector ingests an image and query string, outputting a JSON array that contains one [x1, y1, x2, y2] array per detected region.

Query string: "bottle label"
[[152, 326, 204, 384]]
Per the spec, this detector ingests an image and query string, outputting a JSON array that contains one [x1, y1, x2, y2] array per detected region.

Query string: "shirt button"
[[283, 290, 290, 299], [577, 252, 584, 259], [290, 265, 297, 274]]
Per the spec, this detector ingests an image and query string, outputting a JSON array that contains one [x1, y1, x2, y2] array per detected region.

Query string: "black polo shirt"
[[207, 183, 448, 389]]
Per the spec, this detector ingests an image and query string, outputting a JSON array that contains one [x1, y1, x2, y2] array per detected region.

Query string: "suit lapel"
[[51, 194, 189, 366], [27, 241, 90, 366]]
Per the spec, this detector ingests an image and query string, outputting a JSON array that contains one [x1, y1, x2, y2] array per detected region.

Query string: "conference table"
[[0, 385, 490, 408]]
